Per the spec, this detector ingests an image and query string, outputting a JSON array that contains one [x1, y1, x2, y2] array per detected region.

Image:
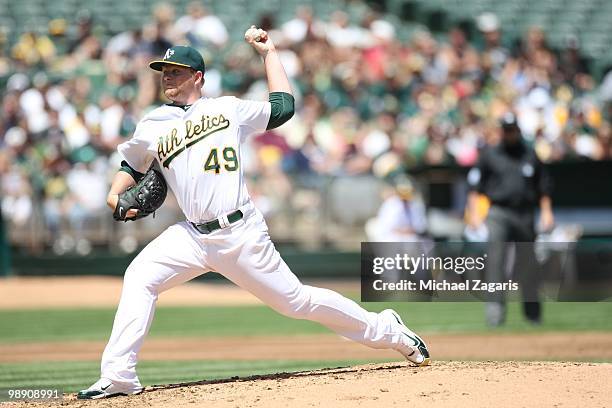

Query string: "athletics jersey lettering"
[[118, 96, 271, 221], [157, 113, 230, 168]]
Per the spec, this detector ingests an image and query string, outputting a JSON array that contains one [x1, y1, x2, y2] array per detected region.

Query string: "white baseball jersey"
[[117, 96, 271, 222]]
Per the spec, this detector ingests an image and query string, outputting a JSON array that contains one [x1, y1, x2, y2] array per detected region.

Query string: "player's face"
[[161, 65, 199, 102]]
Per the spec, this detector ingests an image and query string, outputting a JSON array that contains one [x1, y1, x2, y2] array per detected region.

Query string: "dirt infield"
[[4, 361, 611, 408], [0, 276, 264, 309], [0, 277, 363, 309]]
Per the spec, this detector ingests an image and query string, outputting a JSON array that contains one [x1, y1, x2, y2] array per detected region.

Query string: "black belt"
[[191, 210, 243, 234]]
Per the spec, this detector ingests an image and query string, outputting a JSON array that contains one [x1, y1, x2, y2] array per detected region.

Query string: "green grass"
[[1, 302, 611, 343], [0, 359, 375, 393]]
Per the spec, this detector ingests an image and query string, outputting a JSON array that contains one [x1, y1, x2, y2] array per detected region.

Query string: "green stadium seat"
[[0, 0, 610, 79]]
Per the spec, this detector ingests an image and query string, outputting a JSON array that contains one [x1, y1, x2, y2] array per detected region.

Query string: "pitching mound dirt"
[[4, 361, 611, 408]]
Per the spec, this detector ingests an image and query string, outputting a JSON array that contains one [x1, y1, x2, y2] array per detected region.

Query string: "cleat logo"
[[403, 332, 421, 348]]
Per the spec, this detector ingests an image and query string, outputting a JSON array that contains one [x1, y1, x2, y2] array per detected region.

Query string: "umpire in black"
[[466, 112, 554, 326]]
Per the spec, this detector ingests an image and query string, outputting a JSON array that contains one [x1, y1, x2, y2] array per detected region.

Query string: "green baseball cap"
[[149, 46, 206, 73]]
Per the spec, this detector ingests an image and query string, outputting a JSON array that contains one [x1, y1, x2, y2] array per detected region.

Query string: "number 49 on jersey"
[[204, 147, 238, 174]]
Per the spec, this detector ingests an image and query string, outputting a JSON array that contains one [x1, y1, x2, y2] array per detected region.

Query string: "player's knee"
[[270, 285, 312, 319], [123, 264, 160, 297]]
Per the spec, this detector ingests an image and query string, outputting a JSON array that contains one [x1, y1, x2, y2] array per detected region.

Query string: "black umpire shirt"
[[468, 141, 552, 210]]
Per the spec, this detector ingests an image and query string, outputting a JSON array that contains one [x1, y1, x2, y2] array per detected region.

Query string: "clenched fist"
[[245, 25, 275, 56]]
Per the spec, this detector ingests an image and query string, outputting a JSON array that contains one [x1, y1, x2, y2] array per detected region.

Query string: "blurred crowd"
[[2, 1, 612, 249]]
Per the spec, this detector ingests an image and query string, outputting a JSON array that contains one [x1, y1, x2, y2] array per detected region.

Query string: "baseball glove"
[[113, 167, 168, 222]]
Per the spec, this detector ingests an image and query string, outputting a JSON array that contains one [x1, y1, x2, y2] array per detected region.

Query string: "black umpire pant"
[[485, 205, 541, 325]]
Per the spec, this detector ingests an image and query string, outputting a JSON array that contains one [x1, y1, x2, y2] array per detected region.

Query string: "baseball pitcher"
[[78, 26, 430, 399]]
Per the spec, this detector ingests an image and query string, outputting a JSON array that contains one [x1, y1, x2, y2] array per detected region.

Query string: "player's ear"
[[195, 71, 205, 89]]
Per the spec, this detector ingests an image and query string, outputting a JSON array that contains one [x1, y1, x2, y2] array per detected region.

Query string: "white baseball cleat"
[[383, 309, 431, 367], [77, 378, 144, 399]]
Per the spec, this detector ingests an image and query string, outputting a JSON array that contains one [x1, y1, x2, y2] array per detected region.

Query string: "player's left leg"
[[207, 208, 429, 366]]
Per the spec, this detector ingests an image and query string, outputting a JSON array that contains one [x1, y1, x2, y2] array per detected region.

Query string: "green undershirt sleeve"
[[267, 92, 295, 130], [119, 160, 144, 182]]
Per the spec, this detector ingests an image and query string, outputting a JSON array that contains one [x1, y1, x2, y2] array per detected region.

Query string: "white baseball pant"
[[101, 201, 407, 389]]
